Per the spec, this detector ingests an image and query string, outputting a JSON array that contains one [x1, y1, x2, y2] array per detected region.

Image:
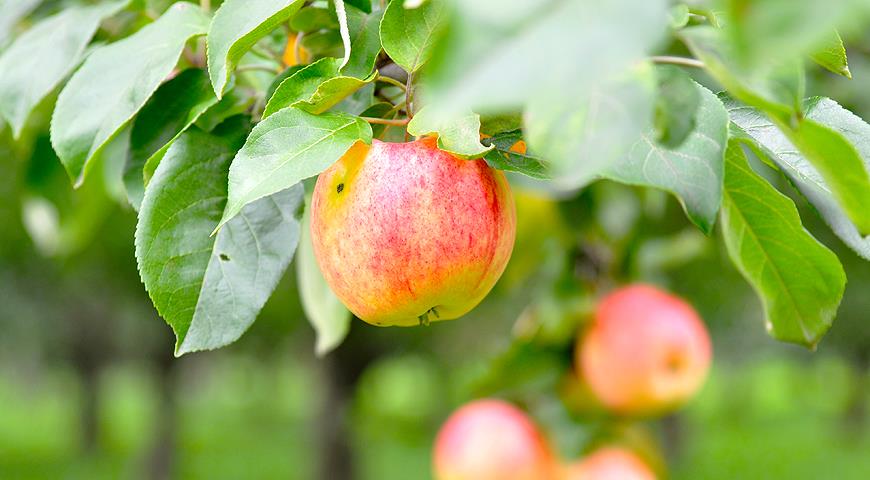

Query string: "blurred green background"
[[3, 3, 870, 480]]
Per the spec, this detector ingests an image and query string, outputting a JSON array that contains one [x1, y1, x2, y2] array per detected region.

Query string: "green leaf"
[[680, 26, 802, 118], [297, 204, 351, 356], [603, 83, 728, 233], [810, 31, 851, 79], [425, 0, 668, 115], [0, 1, 129, 137], [721, 0, 868, 69], [217, 107, 372, 230], [50, 2, 210, 187], [379, 0, 446, 73], [290, 6, 338, 32], [726, 96, 870, 258], [481, 131, 548, 179], [653, 65, 701, 148], [136, 126, 304, 356], [0, 0, 41, 45], [124, 69, 218, 211], [207, 0, 304, 97], [343, 4, 384, 79], [406, 106, 492, 159], [263, 57, 377, 118], [525, 64, 656, 189], [720, 141, 844, 347]]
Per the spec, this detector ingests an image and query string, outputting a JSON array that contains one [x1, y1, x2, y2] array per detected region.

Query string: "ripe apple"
[[433, 399, 556, 480], [562, 447, 656, 480], [310, 137, 516, 326], [576, 284, 711, 415]]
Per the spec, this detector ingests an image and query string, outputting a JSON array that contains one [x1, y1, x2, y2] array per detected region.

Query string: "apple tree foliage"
[[1, 0, 869, 355]]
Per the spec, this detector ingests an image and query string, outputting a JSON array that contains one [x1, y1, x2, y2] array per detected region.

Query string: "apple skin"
[[576, 284, 712, 415], [562, 447, 656, 480], [433, 399, 556, 480], [310, 137, 516, 327]]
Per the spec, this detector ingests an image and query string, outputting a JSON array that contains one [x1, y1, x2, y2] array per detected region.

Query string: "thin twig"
[[361, 117, 410, 126], [405, 71, 415, 118], [376, 75, 407, 91], [650, 56, 705, 69]]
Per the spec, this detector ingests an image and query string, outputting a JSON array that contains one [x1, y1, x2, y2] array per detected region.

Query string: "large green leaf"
[[720, 141, 844, 348], [136, 125, 304, 356], [264, 57, 376, 118], [124, 69, 218, 210], [425, 0, 667, 115], [406, 106, 492, 159], [653, 65, 701, 148], [343, 4, 384, 79], [0, 0, 41, 45], [207, 0, 304, 97], [726, 96, 870, 259], [680, 26, 802, 118], [603, 83, 728, 233], [525, 65, 656, 190], [297, 204, 351, 356], [51, 2, 210, 187], [0, 1, 128, 137], [720, 0, 868, 69], [379, 0, 446, 73], [217, 107, 372, 230]]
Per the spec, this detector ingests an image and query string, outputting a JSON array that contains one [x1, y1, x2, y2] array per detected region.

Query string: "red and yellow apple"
[[433, 399, 556, 480], [562, 447, 656, 480], [576, 284, 711, 415], [310, 137, 516, 326]]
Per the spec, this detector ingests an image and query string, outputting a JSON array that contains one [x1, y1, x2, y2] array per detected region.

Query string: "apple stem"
[[361, 117, 410, 126]]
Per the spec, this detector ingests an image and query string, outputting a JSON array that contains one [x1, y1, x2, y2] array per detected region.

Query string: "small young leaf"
[[297, 205, 351, 356], [136, 126, 304, 356], [810, 31, 851, 79], [217, 108, 372, 230], [264, 57, 377, 118], [525, 64, 656, 189], [726, 96, 870, 259], [51, 2, 210, 187], [207, 0, 304, 97], [379, 0, 446, 73], [0, 0, 129, 137], [406, 106, 493, 159], [720, 141, 844, 347], [124, 69, 219, 210], [481, 131, 548, 179], [603, 82, 729, 233]]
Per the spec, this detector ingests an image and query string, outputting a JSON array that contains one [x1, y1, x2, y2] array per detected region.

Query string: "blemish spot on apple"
[[219, 254, 230, 261], [336, 183, 345, 194]]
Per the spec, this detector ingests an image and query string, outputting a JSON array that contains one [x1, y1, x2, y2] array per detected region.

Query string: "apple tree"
[[3, 0, 870, 477]]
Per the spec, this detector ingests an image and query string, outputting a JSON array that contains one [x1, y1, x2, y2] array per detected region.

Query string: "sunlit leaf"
[[720, 141, 845, 347], [51, 2, 210, 186], [207, 0, 304, 97], [0, 0, 128, 137], [217, 107, 372, 230]]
